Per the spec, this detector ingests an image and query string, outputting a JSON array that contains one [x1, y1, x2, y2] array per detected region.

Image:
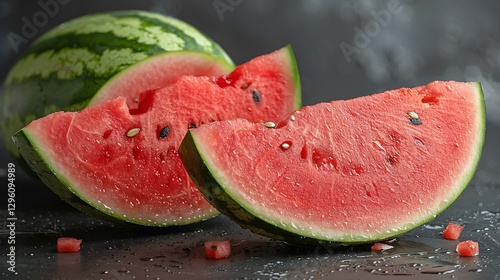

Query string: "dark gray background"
[[0, 1, 499, 279]]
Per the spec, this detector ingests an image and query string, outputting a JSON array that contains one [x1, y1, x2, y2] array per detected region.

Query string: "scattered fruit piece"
[[57, 237, 82, 253], [371, 243, 394, 251], [442, 222, 465, 240], [456, 240, 479, 257], [204, 241, 231, 259]]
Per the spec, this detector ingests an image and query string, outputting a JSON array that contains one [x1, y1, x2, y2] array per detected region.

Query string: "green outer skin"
[[179, 132, 335, 246], [13, 125, 216, 226], [179, 82, 486, 246], [1, 10, 234, 159], [12, 129, 127, 225], [286, 44, 302, 110]]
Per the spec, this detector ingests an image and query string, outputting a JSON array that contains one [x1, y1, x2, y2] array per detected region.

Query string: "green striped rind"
[[385, 82, 486, 241], [179, 82, 486, 246], [1, 10, 233, 158], [11, 129, 127, 224], [284, 45, 302, 110], [433, 82, 486, 212], [7, 10, 232, 78]]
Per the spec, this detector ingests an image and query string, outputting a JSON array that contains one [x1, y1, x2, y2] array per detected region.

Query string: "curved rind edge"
[[89, 50, 236, 106], [407, 81, 486, 231], [180, 130, 356, 247], [12, 128, 218, 227], [11, 129, 126, 225], [367, 81, 487, 240], [435, 81, 486, 214], [283, 44, 302, 110]]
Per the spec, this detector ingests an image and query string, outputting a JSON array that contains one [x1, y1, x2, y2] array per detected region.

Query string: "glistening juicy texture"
[[13, 46, 301, 226], [180, 81, 485, 245], [1, 10, 233, 159]]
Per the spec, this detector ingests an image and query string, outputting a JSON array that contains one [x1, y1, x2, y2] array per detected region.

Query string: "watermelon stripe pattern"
[[8, 11, 231, 75], [1, 10, 233, 159]]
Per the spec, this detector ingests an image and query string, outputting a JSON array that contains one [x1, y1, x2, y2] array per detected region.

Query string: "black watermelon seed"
[[409, 118, 422, 125], [252, 90, 261, 104], [188, 123, 197, 129], [158, 126, 170, 138]]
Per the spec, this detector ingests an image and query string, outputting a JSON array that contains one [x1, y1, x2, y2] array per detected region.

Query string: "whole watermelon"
[[0, 10, 234, 162]]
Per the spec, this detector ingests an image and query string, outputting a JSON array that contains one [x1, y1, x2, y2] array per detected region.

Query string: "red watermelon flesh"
[[89, 51, 233, 109], [179, 81, 485, 244], [13, 46, 301, 226]]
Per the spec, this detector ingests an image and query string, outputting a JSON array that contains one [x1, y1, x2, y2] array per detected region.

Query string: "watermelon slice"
[[204, 241, 231, 259], [12, 46, 301, 226], [442, 222, 465, 240], [56, 237, 82, 253], [179, 81, 485, 245], [456, 240, 479, 257]]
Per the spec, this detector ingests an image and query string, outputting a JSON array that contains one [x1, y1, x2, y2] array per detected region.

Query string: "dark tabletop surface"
[[1, 1, 499, 279]]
